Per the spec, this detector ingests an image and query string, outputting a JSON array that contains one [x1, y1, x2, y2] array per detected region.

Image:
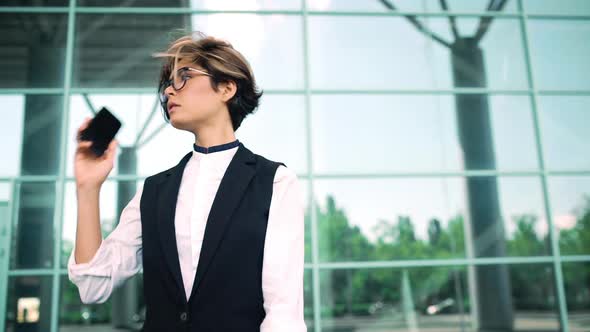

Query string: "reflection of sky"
[[528, 19, 590, 90], [0, 184, 10, 203], [538, 96, 590, 170], [308, 17, 527, 90], [61, 182, 117, 247], [306, 0, 519, 12], [190, 13, 304, 90], [311, 95, 540, 173], [1, 1, 590, 245], [2, 96, 24, 176]]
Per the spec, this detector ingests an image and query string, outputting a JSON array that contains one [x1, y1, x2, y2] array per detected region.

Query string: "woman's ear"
[[221, 81, 237, 102]]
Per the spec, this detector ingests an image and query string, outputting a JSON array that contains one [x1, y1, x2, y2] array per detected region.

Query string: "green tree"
[[507, 214, 545, 256], [560, 195, 590, 310], [317, 195, 374, 316]]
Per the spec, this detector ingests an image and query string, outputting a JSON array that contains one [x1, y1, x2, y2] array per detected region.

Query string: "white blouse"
[[67, 145, 307, 331]]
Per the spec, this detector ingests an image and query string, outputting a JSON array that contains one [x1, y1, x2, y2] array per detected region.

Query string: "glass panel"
[[304, 269, 314, 331], [549, 176, 590, 255], [0, 14, 67, 88], [308, 0, 517, 12], [0, 0, 67, 5], [73, 14, 175, 88], [506, 263, 559, 330], [73, 14, 303, 90], [67, 93, 159, 177], [67, 93, 195, 176], [314, 176, 549, 262], [319, 264, 559, 331], [10, 182, 57, 269], [5, 276, 53, 332], [193, 14, 304, 90], [299, 179, 311, 263], [563, 262, 590, 332], [524, 0, 590, 15], [59, 274, 114, 329], [78, 0, 301, 10], [67, 94, 308, 176], [0, 94, 64, 177], [59, 274, 145, 330], [0, 182, 11, 270], [528, 19, 590, 90], [311, 95, 537, 173], [61, 181, 140, 267], [308, 17, 527, 90], [61, 180, 146, 330], [538, 96, 590, 170], [319, 267, 469, 331], [136, 125, 205, 176], [236, 95, 307, 174], [0, 182, 10, 203]]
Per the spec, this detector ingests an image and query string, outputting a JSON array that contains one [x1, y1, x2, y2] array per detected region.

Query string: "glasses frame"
[[158, 66, 213, 117]]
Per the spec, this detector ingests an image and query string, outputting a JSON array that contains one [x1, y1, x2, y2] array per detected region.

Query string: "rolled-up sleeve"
[[67, 186, 143, 304], [260, 165, 307, 332]]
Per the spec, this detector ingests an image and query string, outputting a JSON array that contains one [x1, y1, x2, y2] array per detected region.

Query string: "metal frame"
[[517, 0, 569, 329], [0, 1, 589, 331]]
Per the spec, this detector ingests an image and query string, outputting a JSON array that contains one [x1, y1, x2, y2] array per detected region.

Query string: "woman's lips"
[[167, 101, 180, 113]]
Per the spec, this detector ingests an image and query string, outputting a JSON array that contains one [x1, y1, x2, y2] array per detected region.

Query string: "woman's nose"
[[164, 84, 176, 97]]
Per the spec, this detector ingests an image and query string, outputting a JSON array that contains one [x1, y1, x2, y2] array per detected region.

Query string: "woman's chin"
[[170, 117, 195, 132], [169, 116, 185, 128]]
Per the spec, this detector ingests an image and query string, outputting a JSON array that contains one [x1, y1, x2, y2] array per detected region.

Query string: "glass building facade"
[[0, 0, 589, 331]]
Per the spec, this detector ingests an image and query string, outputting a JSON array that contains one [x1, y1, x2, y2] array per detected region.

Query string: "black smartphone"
[[79, 107, 122, 157]]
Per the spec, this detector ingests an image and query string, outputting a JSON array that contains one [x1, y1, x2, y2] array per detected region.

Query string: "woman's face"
[[164, 60, 230, 131]]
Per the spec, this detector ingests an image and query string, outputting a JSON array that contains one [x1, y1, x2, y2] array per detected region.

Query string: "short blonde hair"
[[154, 32, 263, 130]]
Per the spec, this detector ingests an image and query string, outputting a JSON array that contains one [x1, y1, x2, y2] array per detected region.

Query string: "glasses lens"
[[172, 70, 188, 90]]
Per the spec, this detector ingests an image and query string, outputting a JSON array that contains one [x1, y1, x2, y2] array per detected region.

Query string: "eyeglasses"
[[158, 67, 213, 113]]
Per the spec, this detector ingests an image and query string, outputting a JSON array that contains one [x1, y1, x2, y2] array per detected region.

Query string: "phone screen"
[[79, 107, 122, 157]]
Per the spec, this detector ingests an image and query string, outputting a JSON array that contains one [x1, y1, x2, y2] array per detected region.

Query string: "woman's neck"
[[194, 128, 236, 148]]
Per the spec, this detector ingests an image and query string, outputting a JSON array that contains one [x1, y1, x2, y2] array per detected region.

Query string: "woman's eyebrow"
[[168, 67, 189, 79]]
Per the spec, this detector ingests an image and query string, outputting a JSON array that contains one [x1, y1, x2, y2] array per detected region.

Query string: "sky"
[[0, 0, 589, 249]]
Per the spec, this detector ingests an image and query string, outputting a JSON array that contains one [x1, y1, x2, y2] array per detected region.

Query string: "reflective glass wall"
[[1, 0, 589, 331]]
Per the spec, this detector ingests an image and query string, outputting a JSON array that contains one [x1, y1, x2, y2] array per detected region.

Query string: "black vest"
[[139, 143, 284, 331]]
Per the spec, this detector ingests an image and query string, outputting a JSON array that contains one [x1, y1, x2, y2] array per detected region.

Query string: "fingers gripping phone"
[[79, 107, 122, 157]]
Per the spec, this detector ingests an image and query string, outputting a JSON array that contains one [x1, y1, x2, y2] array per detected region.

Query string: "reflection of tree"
[[508, 215, 555, 311], [560, 195, 590, 255], [318, 196, 373, 262], [318, 193, 590, 320], [60, 260, 113, 325], [317, 194, 469, 319], [317, 196, 373, 316], [507, 214, 546, 256], [60, 217, 117, 325], [371, 215, 465, 262], [60, 279, 112, 325], [560, 195, 590, 311]]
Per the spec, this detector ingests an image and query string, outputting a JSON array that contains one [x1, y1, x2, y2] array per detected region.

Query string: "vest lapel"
[[189, 142, 257, 301], [155, 151, 192, 299]]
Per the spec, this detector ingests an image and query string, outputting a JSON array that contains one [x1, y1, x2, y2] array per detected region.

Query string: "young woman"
[[69, 33, 306, 331]]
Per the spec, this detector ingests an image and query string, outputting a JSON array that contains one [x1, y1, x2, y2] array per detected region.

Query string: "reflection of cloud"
[[555, 214, 577, 230], [535, 217, 549, 238], [194, 0, 265, 61]]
